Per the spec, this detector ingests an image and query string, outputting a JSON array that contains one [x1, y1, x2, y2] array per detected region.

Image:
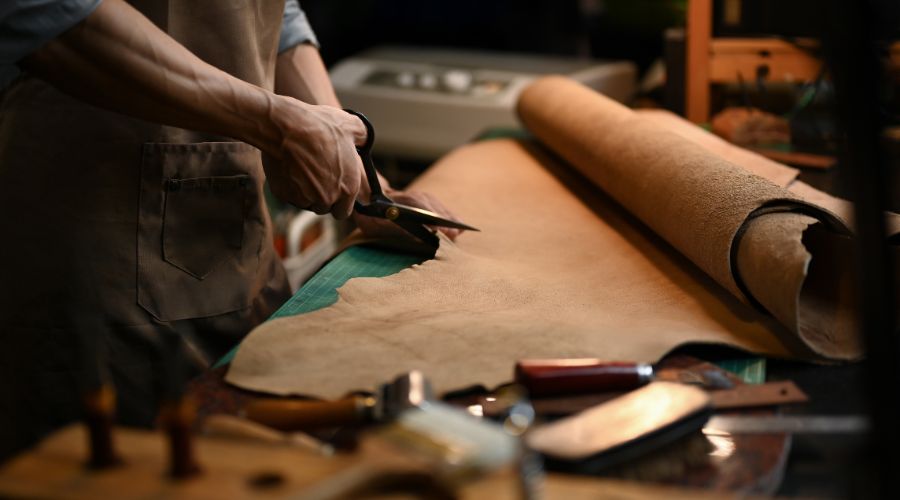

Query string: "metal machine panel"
[[331, 46, 637, 160]]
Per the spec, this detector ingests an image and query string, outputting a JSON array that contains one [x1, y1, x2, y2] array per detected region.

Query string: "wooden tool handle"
[[83, 384, 122, 469], [160, 396, 202, 479], [515, 359, 653, 397], [243, 396, 374, 431]]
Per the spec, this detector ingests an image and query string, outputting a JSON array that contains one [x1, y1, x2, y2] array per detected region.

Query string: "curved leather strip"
[[729, 198, 853, 311]]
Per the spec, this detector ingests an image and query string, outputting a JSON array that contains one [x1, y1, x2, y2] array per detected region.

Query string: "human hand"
[[263, 98, 367, 219], [354, 182, 464, 243]]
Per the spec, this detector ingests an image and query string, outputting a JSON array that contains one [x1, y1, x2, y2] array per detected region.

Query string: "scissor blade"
[[393, 203, 480, 231]]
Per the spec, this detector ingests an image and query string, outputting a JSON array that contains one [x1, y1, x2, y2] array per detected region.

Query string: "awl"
[[514, 358, 734, 398]]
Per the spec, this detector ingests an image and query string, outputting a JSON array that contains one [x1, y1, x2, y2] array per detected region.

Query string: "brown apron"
[[0, 0, 291, 457]]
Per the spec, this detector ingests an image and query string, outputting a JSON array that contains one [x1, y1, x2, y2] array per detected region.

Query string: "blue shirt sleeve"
[[279, 0, 319, 54], [0, 0, 102, 88]]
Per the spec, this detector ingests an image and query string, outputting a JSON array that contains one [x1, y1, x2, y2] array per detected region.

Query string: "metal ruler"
[[705, 415, 870, 434]]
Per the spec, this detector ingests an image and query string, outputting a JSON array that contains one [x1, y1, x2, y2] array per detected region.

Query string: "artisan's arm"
[[21, 0, 365, 218], [276, 44, 341, 108]]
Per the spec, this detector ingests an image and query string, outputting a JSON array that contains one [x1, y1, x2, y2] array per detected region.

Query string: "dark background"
[[300, 0, 684, 76]]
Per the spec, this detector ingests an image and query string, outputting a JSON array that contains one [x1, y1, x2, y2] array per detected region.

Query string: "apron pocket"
[[138, 142, 265, 321], [162, 175, 249, 279]]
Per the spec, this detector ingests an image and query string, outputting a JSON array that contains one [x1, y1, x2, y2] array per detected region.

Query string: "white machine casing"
[[330, 46, 637, 160]]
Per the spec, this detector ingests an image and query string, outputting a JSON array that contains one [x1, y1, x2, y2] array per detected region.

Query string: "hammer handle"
[[243, 397, 372, 431]]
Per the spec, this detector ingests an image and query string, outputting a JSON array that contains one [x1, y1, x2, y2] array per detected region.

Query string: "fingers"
[[265, 102, 367, 218], [331, 197, 355, 220], [265, 101, 462, 232], [391, 190, 464, 241], [347, 114, 368, 147], [422, 196, 460, 240], [330, 127, 364, 219], [353, 212, 406, 241], [331, 161, 361, 220], [435, 225, 461, 241]]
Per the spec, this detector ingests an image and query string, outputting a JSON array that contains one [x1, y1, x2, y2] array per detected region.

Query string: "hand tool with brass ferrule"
[[242, 371, 433, 432]]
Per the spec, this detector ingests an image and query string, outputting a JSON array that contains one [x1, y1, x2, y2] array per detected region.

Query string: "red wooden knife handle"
[[514, 359, 653, 397]]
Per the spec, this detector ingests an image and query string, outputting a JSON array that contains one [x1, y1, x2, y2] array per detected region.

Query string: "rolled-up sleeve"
[[279, 0, 319, 53], [1, 0, 102, 87]]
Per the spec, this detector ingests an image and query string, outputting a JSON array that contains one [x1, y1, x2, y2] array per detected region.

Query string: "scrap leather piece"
[[227, 77, 895, 398]]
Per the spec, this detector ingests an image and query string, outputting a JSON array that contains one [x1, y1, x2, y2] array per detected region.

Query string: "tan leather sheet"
[[516, 77, 863, 359], [227, 77, 894, 398]]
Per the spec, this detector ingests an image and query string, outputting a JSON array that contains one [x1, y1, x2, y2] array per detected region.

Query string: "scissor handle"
[[344, 109, 385, 202], [344, 109, 375, 153]]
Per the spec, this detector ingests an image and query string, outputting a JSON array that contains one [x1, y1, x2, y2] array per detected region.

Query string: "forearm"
[[17, 0, 370, 218], [275, 43, 340, 107], [21, 0, 287, 155]]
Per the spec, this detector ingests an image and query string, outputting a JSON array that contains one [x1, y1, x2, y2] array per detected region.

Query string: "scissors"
[[344, 109, 479, 249]]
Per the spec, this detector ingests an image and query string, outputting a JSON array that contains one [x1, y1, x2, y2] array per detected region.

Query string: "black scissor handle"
[[344, 109, 387, 203], [344, 108, 375, 153]]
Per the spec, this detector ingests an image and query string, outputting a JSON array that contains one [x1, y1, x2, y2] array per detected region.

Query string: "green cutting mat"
[[216, 244, 766, 383], [214, 245, 424, 368], [717, 358, 766, 384]]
